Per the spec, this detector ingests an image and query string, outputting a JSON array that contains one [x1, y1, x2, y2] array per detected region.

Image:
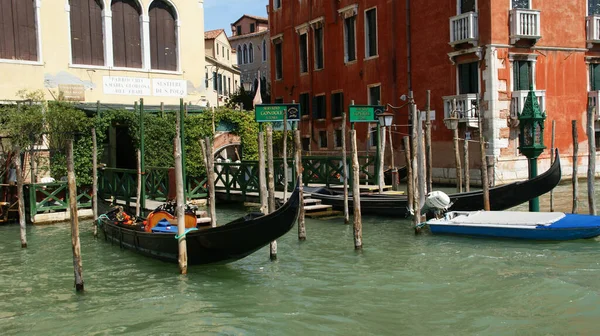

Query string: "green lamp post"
[[518, 86, 547, 212]]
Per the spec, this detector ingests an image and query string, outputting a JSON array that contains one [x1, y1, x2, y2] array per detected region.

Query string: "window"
[[302, 137, 310, 151], [111, 0, 142, 68], [149, 0, 177, 71], [274, 0, 281, 10], [262, 39, 267, 62], [458, 62, 479, 94], [275, 97, 284, 104], [216, 43, 219, 55], [299, 33, 308, 73], [236, 25, 241, 35], [344, 15, 356, 63], [314, 26, 324, 70], [512, 0, 530, 9], [218, 74, 223, 95], [512, 60, 532, 91], [0, 0, 38, 61], [365, 8, 378, 58], [369, 126, 379, 147], [460, 0, 476, 13], [368, 85, 381, 105], [213, 71, 217, 91], [205, 72, 208, 88], [590, 1, 600, 15], [243, 44, 248, 64], [319, 131, 328, 148], [313, 95, 326, 119], [331, 92, 344, 118], [250, 23, 256, 33], [249, 43, 254, 63], [237, 45, 242, 64], [70, 0, 104, 65], [275, 42, 283, 80], [299, 93, 310, 116], [227, 48, 229, 60], [334, 129, 343, 148], [591, 64, 600, 91], [228, 78, 231, 96]]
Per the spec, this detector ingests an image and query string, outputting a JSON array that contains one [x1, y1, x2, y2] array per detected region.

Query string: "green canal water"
[[1, 182, 600, 335]]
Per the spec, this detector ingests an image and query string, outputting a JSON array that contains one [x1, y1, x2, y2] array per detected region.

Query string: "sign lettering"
[[255, 104, 301, 122]]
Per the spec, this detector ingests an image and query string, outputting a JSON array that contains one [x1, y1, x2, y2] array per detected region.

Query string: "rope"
[[175, 228, 198, 240]]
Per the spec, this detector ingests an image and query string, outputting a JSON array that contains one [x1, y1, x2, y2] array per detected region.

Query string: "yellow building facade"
[[0, 0, 205, 105]]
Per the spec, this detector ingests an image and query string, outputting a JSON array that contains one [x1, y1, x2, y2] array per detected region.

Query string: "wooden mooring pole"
[[463, 137, 470, 192], [342, 110, 350, 224], [293, 124, 306, 240], [258, 125, 268, 215], [283, 112, 288, 201], [14, 146, 26, 248], [587, 107, 597, 215], [92, 127, 98, 238], [205, 137, 217, 227], [425, 90, 433, 194], [175, 112, 188, 274], [350, 127, 362, 250], [266, 125, 277, 260], [378, 125, 386, 194], [572, 120, 579, 214], [478, 109, 490, 211], [550, 120, 555, 212], [136, 149, 142, 217], [410, 92, 420, 224], [67, 139, 84, 291], [452, 99, 462, 193], [403, 136, 414, 214]]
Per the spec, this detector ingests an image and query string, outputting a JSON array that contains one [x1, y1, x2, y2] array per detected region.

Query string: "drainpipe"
[[405, 0, 412, 91]]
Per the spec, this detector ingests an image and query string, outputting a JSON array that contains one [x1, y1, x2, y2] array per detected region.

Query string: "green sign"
[[349, 105, 384, 123], [255, 104, 301, 122]]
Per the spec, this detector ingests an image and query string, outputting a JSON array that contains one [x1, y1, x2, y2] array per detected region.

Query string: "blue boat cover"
[[151, 219, 177, 233], [548, 214, 600, 229]]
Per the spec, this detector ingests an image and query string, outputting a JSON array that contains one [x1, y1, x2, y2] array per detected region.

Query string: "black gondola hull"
[[308, 150, 562, 217], [99, 186, 300, 265]]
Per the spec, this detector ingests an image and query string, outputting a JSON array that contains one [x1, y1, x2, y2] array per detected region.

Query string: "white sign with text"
[[103, 76, 151, 96], [152, 79, 187, 97]]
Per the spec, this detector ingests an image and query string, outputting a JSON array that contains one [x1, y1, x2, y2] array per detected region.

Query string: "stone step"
[[305, 210, 343, 219], [303, 204, 333, 212], [303, 198, 322, 205]]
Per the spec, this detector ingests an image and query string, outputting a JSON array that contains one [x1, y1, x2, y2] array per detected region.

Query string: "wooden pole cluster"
[[342, 111, 350, 224], [403, 136, 414, 213], [425, 90, 433, 194], [550, 120, 555, 212], [350, 127, 362, 250], [92, 127, 98, 238], [572, 120, 579, 214], [463, 137, 470, 192], [204, 137, 217, 227], [587, 107, 597, 215], [14, 146, 26, 248], [258, 125, 268, 215], [452, 99, 462, 193], [478, 109, 490, 211], [67, 139, 84, 291], [266, 125, 277, 260], [175, 111, 188, 274], [294, 126, 306, 240]]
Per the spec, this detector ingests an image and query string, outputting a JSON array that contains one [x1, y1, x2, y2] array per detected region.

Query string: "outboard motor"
[[421, 191, 452, 219]]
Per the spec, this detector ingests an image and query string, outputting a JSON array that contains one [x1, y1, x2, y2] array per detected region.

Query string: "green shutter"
[[592, 64, 600, 91]]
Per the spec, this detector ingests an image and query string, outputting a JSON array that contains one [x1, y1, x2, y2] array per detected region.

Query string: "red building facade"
[[269, 0, 600, 183]]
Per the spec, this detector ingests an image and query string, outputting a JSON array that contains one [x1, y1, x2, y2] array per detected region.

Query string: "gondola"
[[306, 149, 562, 217], [98, 182, 301, 265], [384, 166, 408, 184]]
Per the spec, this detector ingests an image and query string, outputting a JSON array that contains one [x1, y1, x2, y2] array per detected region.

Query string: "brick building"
[[268, 0, 600, 184]]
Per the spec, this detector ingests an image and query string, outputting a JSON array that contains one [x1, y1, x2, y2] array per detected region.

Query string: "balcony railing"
[[442, 93, 479, 128], [588, 91, 600, 120], [510, 90, 546, 118], [587, 15, 600, 48], [449, 12, 478, 46], [510, 9, 541, 44]]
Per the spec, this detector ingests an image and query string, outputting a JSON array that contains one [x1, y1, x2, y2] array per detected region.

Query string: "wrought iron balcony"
[[449, 12, 478, 47], [510, 9, 541, 44], [510, 90, 546, 118], [588, 91, 600, 120], [442, 93, 479, 128], [587, 15, 600, 48]]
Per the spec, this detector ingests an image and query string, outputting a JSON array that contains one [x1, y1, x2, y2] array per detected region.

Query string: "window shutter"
[[112, 0, 142, 68], [518, 61, 531, 91], [150, 1, 177, 71], [312, 96, 318, 118], [593, 64, 600, 91], [469, 62, 478, 93], [461, 0, 476, 13]]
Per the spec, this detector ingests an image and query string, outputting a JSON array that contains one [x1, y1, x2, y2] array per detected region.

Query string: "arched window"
[[243, 44, 248, 64], [0, 0, 38, 61], [70, 0, 104, 65], [111, 0, 142, 68], [237, 45, 242, 65], [149, 0, 177, 71], [262, 39, 267, 62], [249, 43, 254, 63]]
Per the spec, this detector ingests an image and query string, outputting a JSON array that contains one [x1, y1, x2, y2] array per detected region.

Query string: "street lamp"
[[518, 86, 546, 212], [377, 112, 397, 190]]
